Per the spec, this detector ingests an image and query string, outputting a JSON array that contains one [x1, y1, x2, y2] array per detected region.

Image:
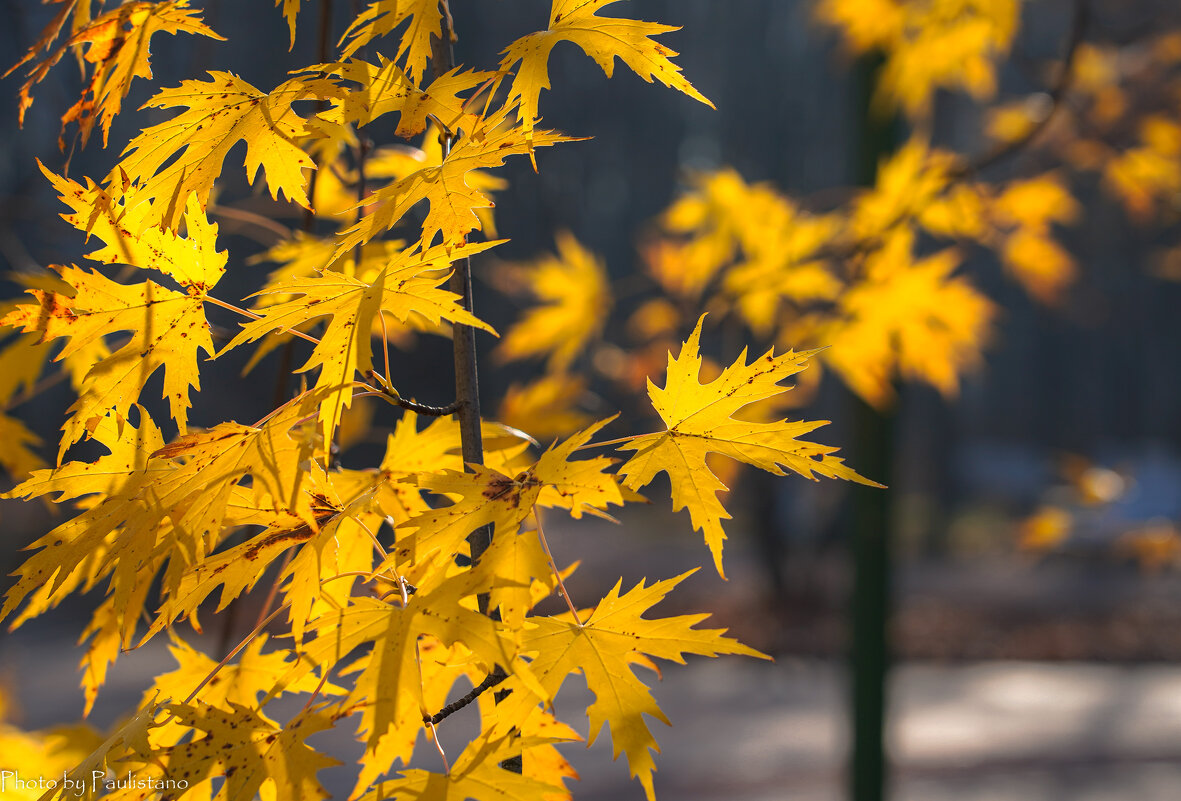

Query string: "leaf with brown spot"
[[40, 164, 228, 292], [8, 0, 223, 147], [0, 264, 214, 456], [146, 701, 339, 801]]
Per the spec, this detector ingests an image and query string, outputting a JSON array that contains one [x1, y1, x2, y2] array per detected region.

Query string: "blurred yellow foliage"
[[992, 173, 1081, 302], [817, 0, 1019, 116], [1105, 116, 1181, 222], [1018, 505, 1073, 552], [1118, 522, 1181, 574], [823, 229, 993, 405], [496, 231, 611, 371], [499, 374, 593, 441]]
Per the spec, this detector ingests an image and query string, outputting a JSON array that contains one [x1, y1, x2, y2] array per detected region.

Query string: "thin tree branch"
[[203, 294, 323, 347], [424, 668, 507, 726], [359, 374, 461, 416], [431, 0, 493, 571], [951, 0, 1088, 179], [1, 368, 69, 412], [208, 204, 292, 243]]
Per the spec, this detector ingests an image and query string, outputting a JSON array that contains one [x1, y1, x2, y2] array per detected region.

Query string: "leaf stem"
[[203, 294, 323, 347], [1, 368, 68, 412], [535, 509, 581, 626], [208, 204, 292, 243], [183, 601, 291, 705], [570, 433, 649, 452], [378, 309, 393, 393]]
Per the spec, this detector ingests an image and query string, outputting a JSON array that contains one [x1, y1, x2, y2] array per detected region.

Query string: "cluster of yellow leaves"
[[0, 3, 882, 801], [817, 0, 1019, 116], [632, 118, 1096, 407], [985, 32, 1181, 237]]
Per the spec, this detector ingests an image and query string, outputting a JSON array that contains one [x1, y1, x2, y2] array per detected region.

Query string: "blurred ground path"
[[3, 627, 1181, 801], [567, 659, 1181, 801]]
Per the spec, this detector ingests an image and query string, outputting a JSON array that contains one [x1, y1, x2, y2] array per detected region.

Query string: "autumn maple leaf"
[[333, 107, 573, 255], [118, 71, 338, 227], [500, 0, 713, 143], [492, 572, 767, 801], [619, 315, 880, 577]]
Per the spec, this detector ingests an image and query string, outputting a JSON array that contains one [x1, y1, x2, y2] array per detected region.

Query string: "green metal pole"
[[848, 53, 897, 801]]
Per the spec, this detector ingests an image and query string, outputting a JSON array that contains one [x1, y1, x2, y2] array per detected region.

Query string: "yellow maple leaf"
[[364, 122, 510, 238], [496, 231, 611, 371], [0, 719, 103, 801], [6, 0, 223, 147], [286, 569, 513, 752], [492, 572, 766, 801], [619, 316, 878, 577], [395, 464, 546, 569], [824, 229, 994, 405], [353, 637, 477, 796], [323, 57, 493, 138], [223, 240, 498, 441], [2, 395, 321, 658], [0, 413, 43, 478], [3, 410, 165, 694], [280, 472, 385, 642], [359, 728, 568, 801], [818, 0, 1019, 116], [118, 72, 335, 228], [852, 138, 954, 240], [39, 701, 164, 801], [1104, 115, 1181, 221], [333, 108, 572, 255], [500, 0, 712, 142], [148, 701, 340, 801], [467, 525, 556, 630], [472, 705, 581, 801], [338, 0, 443, 82], [4, 403, 163, 509], [40, 164, 228, 291], [395, 419, 622, 568], [377, 412, 531, 524], [814, 0, 904, 51], [1, 264, 216, 456], [149, 634, 338, 714], [0, 331, 50, 408], [277, 0, 301, 48], [992, 172, 1081, 302]]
